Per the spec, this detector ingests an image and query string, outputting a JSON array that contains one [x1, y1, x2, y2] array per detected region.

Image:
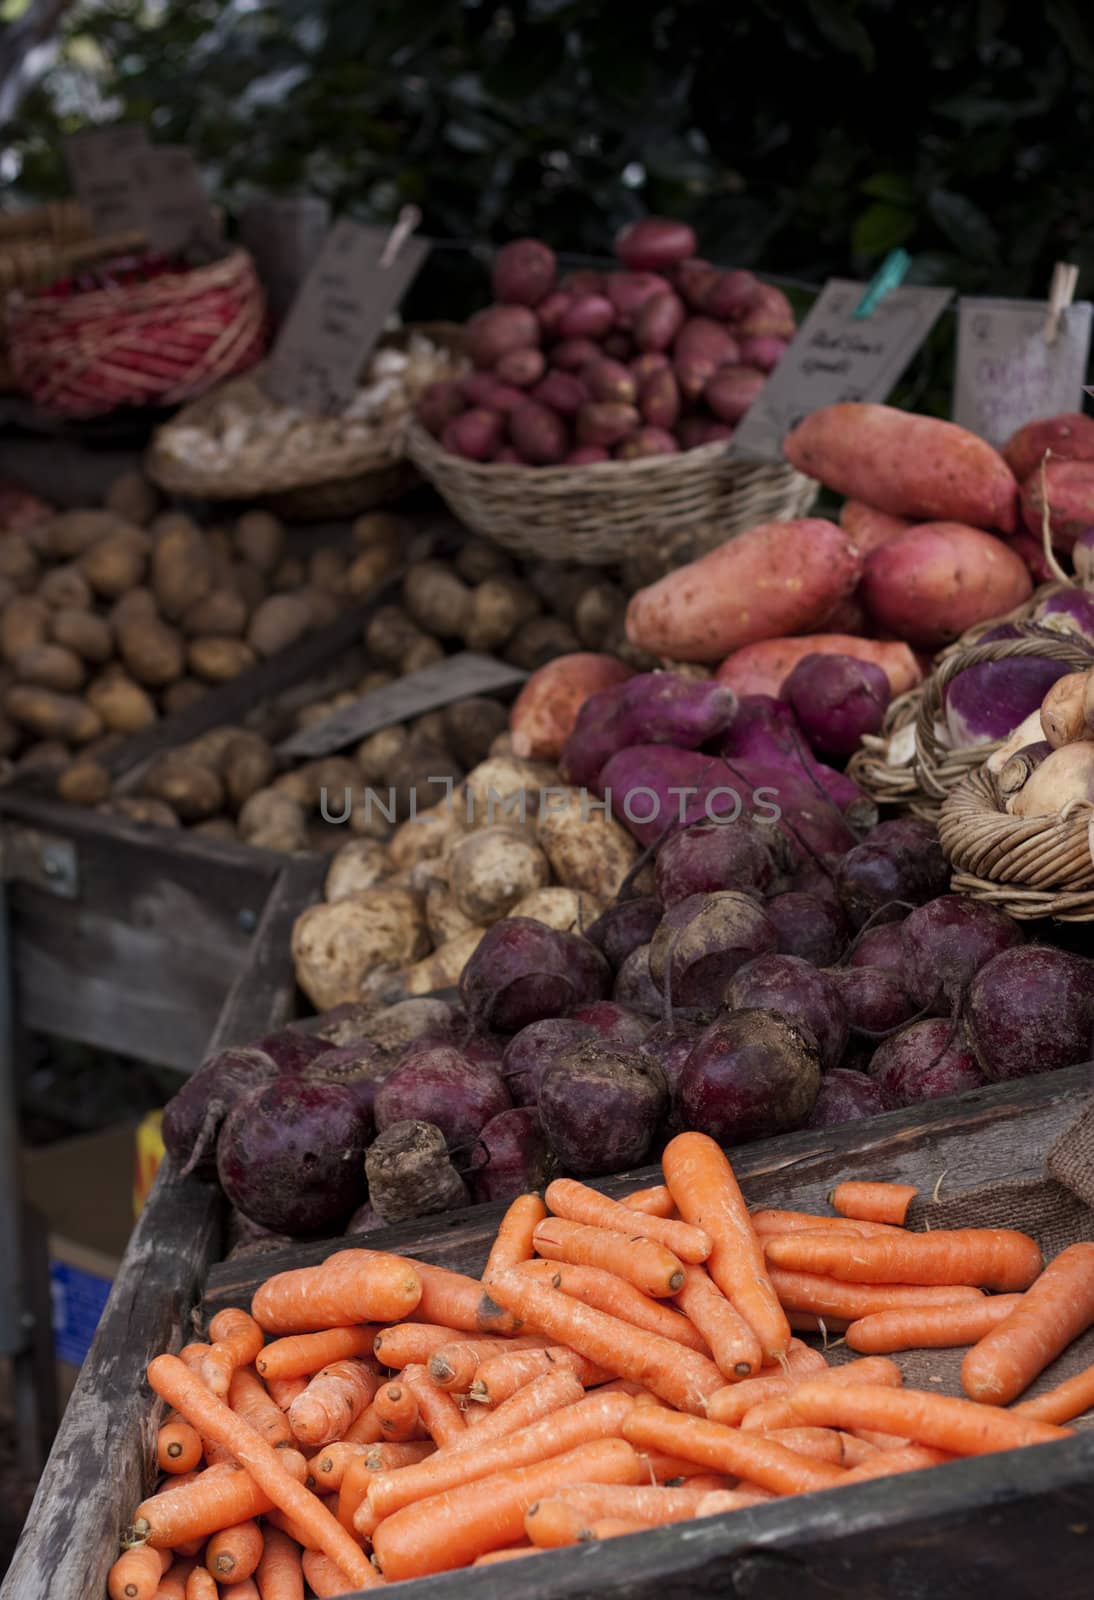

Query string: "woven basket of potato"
[[146, 324, 466, 521], [406, 419, 818, 565]]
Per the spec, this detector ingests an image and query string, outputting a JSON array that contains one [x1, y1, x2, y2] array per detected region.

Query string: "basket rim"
[[8, 245, 256, 320], [939, 764, 1094, 892]]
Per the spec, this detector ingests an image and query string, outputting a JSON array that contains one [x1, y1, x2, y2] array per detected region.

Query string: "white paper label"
[[953, 297, 1094, 446], [64, 125, 151, 237], [239, 196, 331, 321]]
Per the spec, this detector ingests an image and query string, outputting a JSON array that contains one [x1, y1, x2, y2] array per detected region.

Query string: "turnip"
[[460, 917, 611, 1034], [612, 944, 663, 1016], [572, 1000, 652, 1044], [676, 1009, 821, 1143], [723, 954, 848, 1070], [162, 1046, 278, 1178], [649, 891, 778, 1009], [836, 817, 948, 929], [868, 1019, 984, 1105], [585, 897, 664, 970], [901, 896, 1021, 1013], [470, 1107, 550, 1203], [943, 656, 1072, 747], [500, 1018, 594, 1107], [764, 891, 846, 966], [828, 966, 917, 1036], [538, 1041, 667, 1175], [782, 653, 891, 759], [964, 945, 1094, 1081], [373, 1045, 511, 1150], [365, 1120, 468, 1224], [654, 819, 776, 906], [807, 1068, 898, 1128]]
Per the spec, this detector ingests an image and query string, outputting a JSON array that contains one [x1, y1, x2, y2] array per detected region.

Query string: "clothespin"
[[1044, 261, 1078, 345], [379, 205, 422, 269], [852, 248, 910, 319]]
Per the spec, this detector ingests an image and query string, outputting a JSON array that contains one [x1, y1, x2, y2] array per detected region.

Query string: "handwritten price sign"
[[953, 297, 1093, 447]]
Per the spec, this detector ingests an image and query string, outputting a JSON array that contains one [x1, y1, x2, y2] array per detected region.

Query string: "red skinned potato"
[[736, 283, 796, 339], [839, 501, 913, 555], [466, 305, 539, 369], [860, 522, 1032, 649], [634, 292, 686, 352], [583, 359, 636, 404], [631, 351, 670, 382], [532, 370, 588, 415], [617, 427, 679, 459], [675, 257, 718, 309], [462, 371, 504, 406], [615, 217, 697, 271], [552, 338, 602, 371], [559, 295, 616, 341], [567, 446, 610, 464], [716, 634, 922, 698], [577, 402, 640, 448], [624, 518, 861, 663], [706, 366, 766, 424], [678, 419, 734, 449], [702, 269, 762, 322], [738, 336, 789, 372], [784, 404, 1019, 533], [602, 331, 633, 360], [606, 271, 672, 325], [537, 290, 573, 336], [417, 380, 466, 437], [1001, 412, 1094, 483], [509, 652, 633, 761], [1020, 458, 1094, 552], [509, 401, 569, 465], [638, 368, 680, 428], [495, 347, 546, 388], [442, 409, 504, 462], [674, 318, 739, 400], [483, 384, 527, 416], [562, 268, 606, 295], [492, 238, 557, 307]]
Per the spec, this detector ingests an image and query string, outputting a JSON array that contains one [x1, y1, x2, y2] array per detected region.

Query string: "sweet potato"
[[1001, 412, 1094, 484], [1020, 458, 1094, 552], [624, 518, 861, 663], [839, 501, 913, 555], [715, 634, 922, 699], [860, 522, 1033, 649], [509, 653, 633, 761], [784, 404, 1019, 532]]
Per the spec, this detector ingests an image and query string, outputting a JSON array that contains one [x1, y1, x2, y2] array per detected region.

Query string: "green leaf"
[[928, 188, 999, 262], [852, 200, 916, 256], [860, 171, 915, 205]]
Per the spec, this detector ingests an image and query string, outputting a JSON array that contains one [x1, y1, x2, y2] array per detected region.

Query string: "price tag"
[[278, 652, 528, 760], [131, 145, 217, 253], [952, 297, 1094, 447], [730, 277, 954, 463], [239, 196, 331, 321], [262, 214, 430, 414], [64, 125, 150, 237]]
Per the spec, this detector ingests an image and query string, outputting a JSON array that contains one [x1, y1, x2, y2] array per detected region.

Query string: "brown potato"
[[504, 616, 582, 672], [234, 510, 285, 574], [78, 528, 149, 597], [573, 581, 627, 650], [151, 517, 213, 620], [87, 673, 157, 734], [400, 636, 445, 675], [117, 618, 185, 687], [186, 726, 249, 768], [5, 686, 102, 743], [270, 556, 306, 592], [403, 561, 473, 639], [230, 560, 267, 614], [442, 698, 509, 769], [105, 470, 160, 526], [38, 565, 92, 610], [221, 732, 276, 812], [142, 754, 225, 821], [355, 669, 394, 696], [325, 838, 390, 902], [309, 548, 348, 594], [57, 759, 112, 806], [0, 597, 48, 663], [411, 711, 449, 748], [463, 576, 540, 652], [365, 605, 423, 667], [49, 609, 113, 664], [181, 589, 248, 638], [14, 644, 85, 693], [101, 796, 180, 829], [356, 725, 409, 783], [300, 586, 340, 629], [193, 817, 238, 841], [389, 745, 463, 822], [108, 587, 157, 630], [352, 511, 407, 551], [46, 510, 132, 560], [238, 788, 309, 851], [162, 678, 206, 716], [0, 714, 18, 758], [247, 594, 312, 657], [0, 535, 39, 590], [188, 636, 257, 683], [455, 539, 514, 585], [346, 546, 400, 599], [17, 739, 70, 774]]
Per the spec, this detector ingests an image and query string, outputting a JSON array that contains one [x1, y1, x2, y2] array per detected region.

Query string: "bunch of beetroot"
[[416, 217, 795, 465]]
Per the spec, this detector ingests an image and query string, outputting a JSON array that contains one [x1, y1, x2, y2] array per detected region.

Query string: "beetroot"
[[782, 654, 891, 759], [162, 1046, 278, 1178], [676, 1009, 821, 1143], [460, 918, 611, 1034], [217, 1077, 370, 1236], [828, 966, 917, 1035], [836, 818, 949, 929], [654, 819, 776, 906], [640, 1019, 703, 1096], [539, 1041, 667, 1175], [365, 1121, 468, 1224], [501, 1018, 594, 1107], [253, 1030, 330, 1073], [765, 891, 846, 966], [869, 1019, 984, 1105], [807, 1068, 898, 1127], [571, 1000, 652, 1044], [901, 896, 1022, 1013], [585, 898, 664, 970], [373, 1045, 511, 1150], [560, 672, 738, 792], [964, 945, 1094, 1081], [300, 1043, 392, 1127], [470, 1108, 550, 1203], [723, 954, 848, 1070], [344, 1202, 384, 1235], [649, 891, 778, 1009], [848, 920, 908, 974], [612, 944, 663, 1016]]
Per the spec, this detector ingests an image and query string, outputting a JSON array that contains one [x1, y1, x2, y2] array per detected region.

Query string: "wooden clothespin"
[[379, 205, 421, 269], [1044, 261, 1079, 346]]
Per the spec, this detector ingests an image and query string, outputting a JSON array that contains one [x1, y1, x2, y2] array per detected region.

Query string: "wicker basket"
[[7, 247, 266, 418], [939, 765, 1094, 921], [406, 420, 819, 564]]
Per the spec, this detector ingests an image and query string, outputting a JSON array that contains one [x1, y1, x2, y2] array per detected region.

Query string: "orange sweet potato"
[[715, 634, 922, 699], [785, 404, 1018, 533], [860, 522, 1032, 649], [623, 518, 860, 664], [1020, 458, 1094, 553], [509, 652, 633, 760], [839, 502, 912, 556], [1002, 412, 1094, 485]]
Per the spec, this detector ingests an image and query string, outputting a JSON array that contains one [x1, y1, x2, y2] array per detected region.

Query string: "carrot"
[[341, 1403, 385, 1446], [1014, 1359, 1094, 1424], [471, 1546, 540, 1564], [769, 1267, 986, 1321], [786, 1339, 831, 1374], [300, 1549, 381, 1596], [636, 1452, 728, 1482], [428, 1335, 549, 1392], [226, 1583, 259, 1600], [584, 1517, 648, 1540], [624, 1185, 678, 1219], [663, 1132, 789, 1369], [447, 1368, 585, 1452], [542, 1480, 733, 1526], [306, 1441, 370, 1493], [483, 1193, 548, 1282], [962, 1243, 1094, 1405], [469, 1346, 610, 1405], [533, 1216, 687, 1298], [705, 1373, 792, 1426], [785, 1379, 1071, 1454], [787, 1312, 851, 1335], [835, 1432, 881, 1467], [413, 1260, 518, 1334], [133, 1459, 304, 1548], [739, 1357, 903, 1434], [201, 1309, 264, 1397], [251, 1250, 422, 1334], [838, 1444, 953, 1481], [764, 1228, 1044, 1292], [522, 1499, 589, 1548], [829, 1180, 917, 1226], [157, 1422, 203, 1475], [764, 1426, 846, 1464], [673, 1264, 763, 1380], [265, 1377, 306, 1411], [371, 1436, 643, 1580], [695, 1489, 776, 1515], [178, 1343, 211, 1368], [847, 1295, 1025, 1354], [366, 1440, 437, 1471], [373, 1323, 476, 1369], [145, 1354, 374, 1590], [254, 1526, 303, 1600], [256, 1326, 377, 1381], [373, 1379, 420, 1439], [546, 1178, 712, 1265], [228, 1368, 293, 1450], [335, 1453, 375, 1535], [514, 1259, 713, 1354], [621, 1407, 845, 1496], [152, 1555, 195, 1600], [288, 1358, 377, 1447], [207, 1518, 264, 1583], [108, 1546, 170, 1600], [400, 1362, 467, 1445], [184, 1569, 216, 1600], [264, 1505, 321, 1550], [750, 1209, 901, 1239], [486, 1267, 724, 1414]]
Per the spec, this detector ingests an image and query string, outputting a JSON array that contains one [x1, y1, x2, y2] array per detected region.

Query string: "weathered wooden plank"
[[205, 855, 324, 1051]]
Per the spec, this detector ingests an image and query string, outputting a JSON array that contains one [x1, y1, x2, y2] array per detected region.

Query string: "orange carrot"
[[207, 1518, 264, 1583], [488, 1267, 723, 1414], [522, 1499, 588, 1548], [133, 1459, 304, 1547], [366, 1440, 437, 1471], [514, 1259, 713, 1354], [251, 1250, 422, 1334], [448, 1369, 585, 1451], [152, 1555, 195, 1600], [838, 1444, 953, 1481], [301, 1548, 381, 1596], [542, 1480, 734, 1526], [371, 1437, 643, 1580], [483, 1193, 547, 1282], [288, 1359, 377, 1447], [663, 1132, 789, 1369], [145, 1354, 374, 1589], [256, 1327, 377, 1381], [1014, 1359, 1094, 1424], [400, 1362, 467, 1445], [583, 1517, 648, 1540], [264, 1504, 321, 1550], [228, 1368, 293, 1450], [847, 1295, 1024, 1354], [157, 1422, 203, 1475], [226, 1582, 259, 1600], [364, 1390, 637, 1524], [694, 1489, 775, 1515], [764, 1229, 1043, 1292], [108, 1546, 170, 1600], [254, 1526, 303, 1600], [624, 1185, 678, 1219], [178, 1343, 211, 1369], [341, 1403, 385, 1446], [373, 1379, 420, 1440], [201, 1309, 264, 1397], [739, 1357, 903, 1434], [533, 1217, 686, 1298], [673, 1264, 763, 1380], [374, 1322, 481, 1369], [184, 1569, 216, 1600], [787, 1313, 851, 1334], [472, 1546, 540, 1564], [750, 1209, 901, 1238], [636, 1452, 728, 1482], [428, 1335, 550, 1392], [705, 1373, 792, 1426], [621, 1407, 845, 1496], [835, 1432, 881, 1467], [962, 1243, 1094, 1405], [413, 1261, 518, 1334], [764, 1426, 845, 1464], [786, 1379, 1070, 1454], [546, 1178, 713, 1264], [469, 1346, 610, 1405], [265, 1377, 306, 1411], [829, 1181, 917, 1226], [769, 1267, 986, 1321], [306, 1441, 370, 1493], [786, 1339, 831, 1374]]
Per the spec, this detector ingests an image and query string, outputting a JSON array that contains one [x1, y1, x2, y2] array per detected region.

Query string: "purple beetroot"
[[868, 1019, 984, 1105], [538, 1041, 667, 1176], [648, 891, 778, 1009], [470, 1107, 550, 1203], [807, 1068, 898, 1127], [675, 1008, 821, 1143], [963, 945, 1094, 1081], [723, 953, 848, 1070], [373, 1045, 511, 1150], [460, 917, 611, 1033], [900, 897, 1022, 1013]]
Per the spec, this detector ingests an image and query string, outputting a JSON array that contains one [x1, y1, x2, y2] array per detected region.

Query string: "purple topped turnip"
[[723, 953, 849, 1070], [943, 656, 1072, 747], [964, 945, 1094, 1081], [675, 1008, 821, 1143], [459, 917, 611, 1033]]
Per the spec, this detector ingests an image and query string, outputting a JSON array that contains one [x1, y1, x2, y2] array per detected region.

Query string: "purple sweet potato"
[[466, 305, 539, 370], [648, 890, 778, 1009], [492, 239, 557, 307], [615, 218, 697, 272], [782, 653, 891, 759], [560, 671, 739, 792], [713, 695, 869, 814]]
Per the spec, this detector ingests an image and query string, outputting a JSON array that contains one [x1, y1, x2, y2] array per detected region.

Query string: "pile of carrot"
[[111, 1136, 1094, 1598]]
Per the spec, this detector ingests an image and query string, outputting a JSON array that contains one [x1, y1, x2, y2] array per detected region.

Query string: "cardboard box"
[[20, 1123, 140, 1402]]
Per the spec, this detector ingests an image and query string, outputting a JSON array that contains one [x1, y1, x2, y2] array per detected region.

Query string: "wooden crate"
[[4, 1059, 1090, 1600]]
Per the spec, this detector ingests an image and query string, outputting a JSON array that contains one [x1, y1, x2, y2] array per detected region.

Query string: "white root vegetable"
[[507, 886, 603, 932], [1040, 670, 1092, 749], [536, 786, 639, 902], [324, 838, 390, 902], [291, 887, 430, 1010], [1006, 741, 1094, 818], [446, 826, 551, 924], [986, 709, 1047, 774], [401, 928, 486, 995]]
